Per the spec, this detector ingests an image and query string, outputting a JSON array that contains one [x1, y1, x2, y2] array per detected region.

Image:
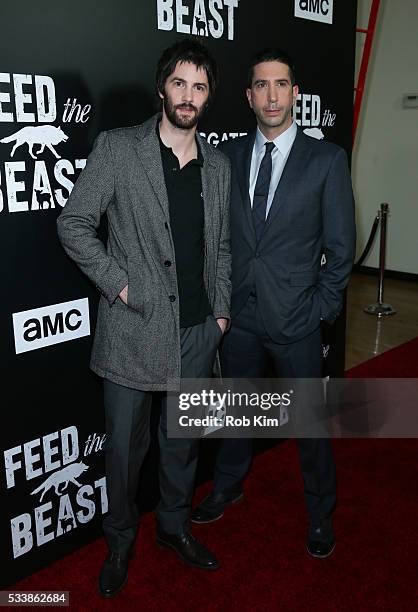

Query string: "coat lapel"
[[134, 115, 170, 222], [262, 128, 312, 236], [132, 116, 218, 296], [134, 116, 218, 235], [198, 133, 218, 246], [236, 132, 257, 245]]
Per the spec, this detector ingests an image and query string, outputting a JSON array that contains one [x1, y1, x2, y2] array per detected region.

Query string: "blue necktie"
[[252, 141, 275, 242]]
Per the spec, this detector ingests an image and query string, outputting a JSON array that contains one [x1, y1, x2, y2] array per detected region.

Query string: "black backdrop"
[[0, 0, 357, 586]]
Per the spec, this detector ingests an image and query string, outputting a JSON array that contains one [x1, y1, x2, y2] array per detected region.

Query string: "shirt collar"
[[156, 122, 204, 167], [254, 121, 297, 158]]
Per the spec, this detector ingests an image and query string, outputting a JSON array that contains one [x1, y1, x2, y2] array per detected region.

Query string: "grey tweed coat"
[[57, 114, 231, 391]]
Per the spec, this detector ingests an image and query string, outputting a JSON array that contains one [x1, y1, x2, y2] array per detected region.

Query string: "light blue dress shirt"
[[249, 121, 297, 218]]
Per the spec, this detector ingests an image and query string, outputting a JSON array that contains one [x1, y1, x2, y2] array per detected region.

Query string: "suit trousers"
[[102, 314, 222, 556], [215, 294, 337, 523]]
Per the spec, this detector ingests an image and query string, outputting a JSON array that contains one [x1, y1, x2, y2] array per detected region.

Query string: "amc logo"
[[294, 0, 333, 25], [12, 298, 90, 354]]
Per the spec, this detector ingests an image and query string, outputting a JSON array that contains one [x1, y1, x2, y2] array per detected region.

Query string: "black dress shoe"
[[307, 520, 336, 559], [156, 528, 219, 570], [98, 551, 130, 597], [191, 490, 244, 524]]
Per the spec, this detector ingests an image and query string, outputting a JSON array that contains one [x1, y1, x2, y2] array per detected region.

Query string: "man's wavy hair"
[[156, 39, 218, 106]]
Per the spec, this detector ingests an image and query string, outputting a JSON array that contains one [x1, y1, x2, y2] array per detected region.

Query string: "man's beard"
[[163, 95, 205, 129]]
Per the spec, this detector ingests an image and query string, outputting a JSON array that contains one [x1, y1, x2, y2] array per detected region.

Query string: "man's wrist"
[[216, 317, 229, 333]]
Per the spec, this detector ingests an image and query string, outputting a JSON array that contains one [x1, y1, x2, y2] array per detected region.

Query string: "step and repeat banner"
[[0, 0, 357, 586]]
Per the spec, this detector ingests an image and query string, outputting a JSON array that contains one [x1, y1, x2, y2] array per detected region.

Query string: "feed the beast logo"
[[294, 0, 333, 25], [4, 425, 107, 559], [0, 72, 90, 214], [12, 298, 90, 354], [157, 0, 240, 40]]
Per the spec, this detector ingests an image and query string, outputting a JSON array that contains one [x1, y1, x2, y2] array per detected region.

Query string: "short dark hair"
[[247, 48, 296, 88], [156, 39, 218, 105]]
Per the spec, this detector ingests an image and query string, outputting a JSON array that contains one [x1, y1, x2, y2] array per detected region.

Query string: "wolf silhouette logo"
[[30, 461, 89, 502], [0, 125, 68, 159]]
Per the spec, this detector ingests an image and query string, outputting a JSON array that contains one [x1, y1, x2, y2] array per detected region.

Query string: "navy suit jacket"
[[220, 128, 356, 344]]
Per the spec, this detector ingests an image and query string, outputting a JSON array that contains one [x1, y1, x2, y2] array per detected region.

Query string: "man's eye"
[[256, 83, 266, 89], [174, 81, 184, 87]]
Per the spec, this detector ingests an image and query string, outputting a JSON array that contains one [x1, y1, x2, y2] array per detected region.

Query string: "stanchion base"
[[364, 302, 397, 317]]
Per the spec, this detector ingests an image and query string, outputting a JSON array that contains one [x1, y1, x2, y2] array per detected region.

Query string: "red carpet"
[[12, 339, 418, 611], [346, 336, 418, 378]]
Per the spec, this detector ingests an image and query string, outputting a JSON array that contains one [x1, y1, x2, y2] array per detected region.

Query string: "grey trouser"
[[102, 314, 222, 556]]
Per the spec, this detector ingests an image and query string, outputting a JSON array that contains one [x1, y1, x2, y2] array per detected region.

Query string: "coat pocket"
[[126, 256, 151, 316]]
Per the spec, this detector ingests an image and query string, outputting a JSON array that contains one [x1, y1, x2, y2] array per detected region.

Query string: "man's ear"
[[246, 88, 253, 109], [292, 84, 299, 105]]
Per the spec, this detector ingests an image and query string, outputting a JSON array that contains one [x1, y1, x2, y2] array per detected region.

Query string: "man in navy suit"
[[191, 49, 356, 558]]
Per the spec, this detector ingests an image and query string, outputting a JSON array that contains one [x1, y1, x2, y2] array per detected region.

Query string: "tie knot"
[[265, 141, 275, 154]]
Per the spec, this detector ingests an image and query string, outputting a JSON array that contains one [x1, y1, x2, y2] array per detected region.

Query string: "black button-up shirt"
[[157, 125, 211, 328]]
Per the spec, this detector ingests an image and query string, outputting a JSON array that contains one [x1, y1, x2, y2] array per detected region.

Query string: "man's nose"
[[182, 85, 194, 103], [268, 83, 278, 102]]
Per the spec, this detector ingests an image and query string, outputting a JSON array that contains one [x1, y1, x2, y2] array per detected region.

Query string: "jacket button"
[[169, 295, 176, 302], [164, 260, 172, 267]]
